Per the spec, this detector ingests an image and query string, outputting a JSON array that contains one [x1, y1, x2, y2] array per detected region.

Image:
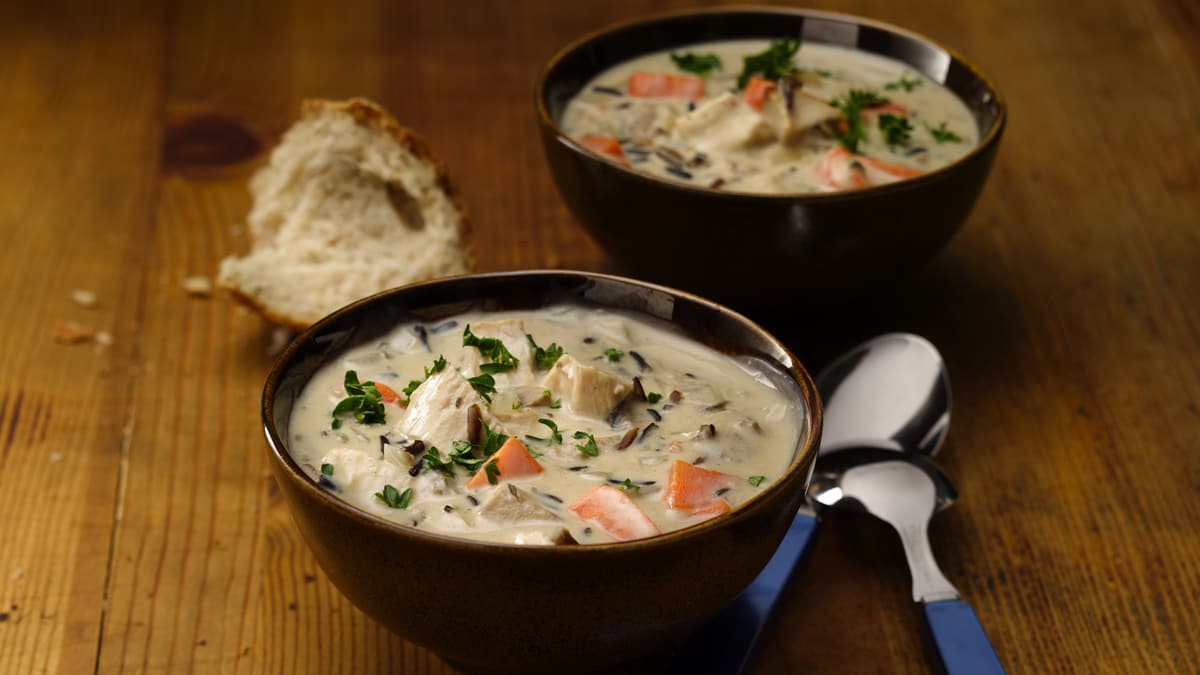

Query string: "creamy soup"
[[287, 305, 804, 545], [560, 39, 978, 194]]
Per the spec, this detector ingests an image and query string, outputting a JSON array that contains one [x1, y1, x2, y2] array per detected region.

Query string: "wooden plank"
[[0, 2, 164, 673]]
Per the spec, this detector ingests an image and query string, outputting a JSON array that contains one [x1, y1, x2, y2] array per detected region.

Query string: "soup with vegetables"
[[287, 305, 804, 545], [560, 38, 978, 194]]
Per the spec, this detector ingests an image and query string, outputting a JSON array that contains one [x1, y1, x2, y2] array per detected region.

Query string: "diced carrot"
[[627, 71, 705, 100], [466, 437, 544, 490], [688, 499, 732, 522], [863, 102, 910, 119], [741, 76, 776, 111], [568, 485, 661, 541], [858, 154, 925, 179], [664, 460, 736, 510], [813, 146, 870, 190], [578, 134, 624, 158], [374, 382, 400, 404]]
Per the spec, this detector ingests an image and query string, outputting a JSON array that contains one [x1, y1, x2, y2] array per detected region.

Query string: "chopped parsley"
[[884, 74, 922, 92], [462, 325, 518, 371], [331, 370, 386, 429], [604, 348, 624, 362], [617, 478, 641, 493], [512, 400, 523, 410], [925, 121, 962, 143], [646, 392, 663, 404], [375, 484, 412, 509], [879, 113, 913, 147], [573, 430, 599, 457], [748, 475, 766, 487], [401, 355, 447, 403], [320, 463, 334, 476], [550, 398, 562, 410], [481, 460, 502, 485], [450, 440, 486, 471], [670, 51, 722, 76], [478, 422, 509, 457], [830, 90, 890, 154], [737, 37, 801, 89], [525, 418, 563, 445], [814, 68, 832, 78], [526, 334, 564, 370], [423, 446, 456, 477], [467, 373, 497, 402]]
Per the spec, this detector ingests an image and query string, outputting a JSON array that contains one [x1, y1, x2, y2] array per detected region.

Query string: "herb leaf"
[[879, 113, 913, 147], [573, 430, 599, 457], [538, 418, 562, 444], [423, 446, 455, 477], [617, 478, 641, 493], [450, 440, 486, 471], [478, 421, 509, 457], [604, 348, 624, 362], [320, 463, 334, 476], [830, 90, 890, 154], [671, 51, 723, 76], [884, 74, 922, 92], [646, 392, 663, 404], [375, 484, 412, 509], [463, 325, 519, 370], [402, 355, 447, 403], [467, 373, 497, 402], [526, 334, 564, 370], [737, 38, 801, 89], [331, 370, 387, 429], [925, 121, 962, 143], [482, 460, 501, 485], [748, 475, 766, 487]]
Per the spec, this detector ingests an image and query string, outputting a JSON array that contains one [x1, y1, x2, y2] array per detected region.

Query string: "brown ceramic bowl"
[[263, 271, 821, 674], [536, 7, 1006, 311]]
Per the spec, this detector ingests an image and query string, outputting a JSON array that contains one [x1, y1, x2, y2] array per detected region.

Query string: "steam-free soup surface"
[[560, 39, 978, 194], [288, 305, 804, 545]]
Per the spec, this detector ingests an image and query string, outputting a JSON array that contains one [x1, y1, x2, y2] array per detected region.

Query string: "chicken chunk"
[[674, 92, 774, 152], [760, 89, 841, 144], [541, 354, 631, 420], [400, 367, 486, 450], [478, 484, 561, 526]]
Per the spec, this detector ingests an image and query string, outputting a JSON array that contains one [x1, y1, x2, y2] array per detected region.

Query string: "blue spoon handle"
[[923, 599, 1006, 675], [664, 509, 820, 675]]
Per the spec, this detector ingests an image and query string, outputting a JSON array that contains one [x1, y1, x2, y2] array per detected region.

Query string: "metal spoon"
[[811, 450, 1005, 674], [664, 333, 950, 674]]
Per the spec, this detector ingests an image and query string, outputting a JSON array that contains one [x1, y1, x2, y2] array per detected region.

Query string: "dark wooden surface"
[[1, 0, 1197, 672]]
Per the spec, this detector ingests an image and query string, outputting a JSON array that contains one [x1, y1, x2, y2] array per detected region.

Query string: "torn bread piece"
[[218, 98, 472, 330]]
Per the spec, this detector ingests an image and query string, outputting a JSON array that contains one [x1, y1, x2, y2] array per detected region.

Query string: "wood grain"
[[0, 0, 1196, 673]]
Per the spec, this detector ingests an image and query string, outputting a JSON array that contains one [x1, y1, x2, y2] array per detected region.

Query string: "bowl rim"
[[262, 269, 823, 558], [534, 5, 1007, 202]]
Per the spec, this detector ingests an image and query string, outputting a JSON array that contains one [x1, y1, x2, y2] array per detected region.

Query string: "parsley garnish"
[[646, 392, 663, 404], [737, 38, 801, 89], [463, 325, 518, 371], [481, 460, 501, 485], [879, 113, 913, 147], [375, 484, 412, 509], [478, 422, 509, 457], [884, 74, 922, 92], [525, 418, 563, 445], [467, 373, 497, 402], [526, 334, 564, 370], [402, 355, 447, 403], [925, 121, 962, 143], [512, 400, 522, 410], [815, 69, 832, 78], [670, 51, 722, 76], [748, 475, 766, 487], [449, 440, 485, 471], [331, 370, 387, 429], [604, 348, 624, 362], [617, 478, 641, 493], [423, 446, 456, 477], [830, 90, 890, 154], [320, 463, 334, 476], [573, 431, 599, 457], [550, 398, 562, 410]]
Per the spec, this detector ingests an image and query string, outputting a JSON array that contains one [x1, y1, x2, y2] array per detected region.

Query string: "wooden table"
[[2, 0, 1197, 672]]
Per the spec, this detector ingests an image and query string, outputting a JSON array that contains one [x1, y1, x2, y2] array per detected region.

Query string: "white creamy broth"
[[561, 39, 978, 194], [287, 305, 803, 545]]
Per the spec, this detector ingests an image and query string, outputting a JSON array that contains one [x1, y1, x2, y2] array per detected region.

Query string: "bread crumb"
[[49, 452, 63, 463], [9, 567, 22, 582], [94, 331, 113, 348], [71, 289, 99, 308], [53, 320, 93, 344], [267, 326, 294, 357], [183, 276, 213, 297]]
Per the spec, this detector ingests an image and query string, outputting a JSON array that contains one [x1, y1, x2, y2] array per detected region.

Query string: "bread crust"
[[220, 97, 475, 330]]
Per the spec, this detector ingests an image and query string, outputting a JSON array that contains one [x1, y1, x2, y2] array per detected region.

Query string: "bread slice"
[[218, 97, 472, 330]]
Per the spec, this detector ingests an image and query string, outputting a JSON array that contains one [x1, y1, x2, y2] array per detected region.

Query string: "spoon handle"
[[663, 508, 820, 675], [922, 599, 1006, 675]]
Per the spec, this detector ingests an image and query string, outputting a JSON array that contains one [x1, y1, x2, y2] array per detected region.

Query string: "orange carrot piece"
[[466, 437, 544, 490], [374, 382, 400, 404], [627, 71, 705, 100], [688, 499, 732, 522], [568, 485, 661, 541], [665, 460, 736, 510], [741, 76, 776, 111], [813, 146, 870, 190], [858, 154, 925, 179], [863, 102, 910, 119], [578, 134, 624, 158]]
